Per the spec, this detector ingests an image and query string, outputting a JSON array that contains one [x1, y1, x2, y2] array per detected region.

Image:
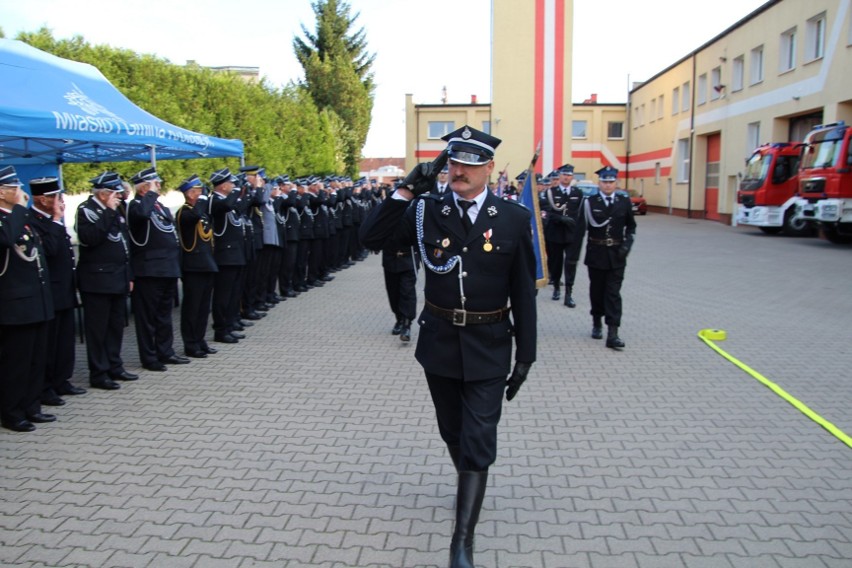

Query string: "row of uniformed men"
[[0, 164, 381, 432]]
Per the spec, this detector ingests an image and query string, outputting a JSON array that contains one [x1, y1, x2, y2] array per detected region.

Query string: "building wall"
[[629, 0, 852, 221], [569, 104, 627, 180], [404, 96, 492, 172]]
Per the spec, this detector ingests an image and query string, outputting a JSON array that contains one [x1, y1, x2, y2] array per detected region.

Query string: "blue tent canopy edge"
[[0, 38, 244, 166]]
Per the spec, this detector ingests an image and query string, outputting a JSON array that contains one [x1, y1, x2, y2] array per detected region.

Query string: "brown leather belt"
[[425, 300, 509, 327], [588, 238, 622, 246]]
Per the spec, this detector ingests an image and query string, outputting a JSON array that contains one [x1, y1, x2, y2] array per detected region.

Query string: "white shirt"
[[454, 188, 487, 224]]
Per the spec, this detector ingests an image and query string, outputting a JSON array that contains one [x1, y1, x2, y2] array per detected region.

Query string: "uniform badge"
[[482, 229, 493, 252], [462, 127, 472, 139], [487, 206, 497, 217], [441, 237, 451, 248], [433, 248, 443, 258], [441, 205, 452, 216]]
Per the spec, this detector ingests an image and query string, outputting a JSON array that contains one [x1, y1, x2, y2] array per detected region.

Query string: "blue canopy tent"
[[0, 38, 243, 181]]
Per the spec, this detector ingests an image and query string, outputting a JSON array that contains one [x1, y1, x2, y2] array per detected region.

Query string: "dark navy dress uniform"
[[579, 166, 636, 348], [76, 174, 134, 389], [29, 178, 79, 402], [277, 184, 301, 296], [126, 168, 182, 368], [0, 171, 54, 431], [542, 166, 584, 303], [361, 188, 537, 470], [209, 169, 247, 341], [176, 175, 217, 357]]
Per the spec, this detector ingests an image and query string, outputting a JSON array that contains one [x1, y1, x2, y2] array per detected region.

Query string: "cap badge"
[[461, 127, 472, 140], [441, 237, 451, 248], [441, 205, 452, 216], [487, 206, 497, 217]]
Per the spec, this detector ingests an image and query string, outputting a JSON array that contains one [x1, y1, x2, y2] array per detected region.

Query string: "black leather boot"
[[563, 287, 576, 308], [449, 471, 488, 568], [447, 445, 461, 472], [591, 316, 603, 339], [391, 317, 403, 335], [606, 325, 625, 349], [551, 284, 560, 301], [399, 318, 411, 342]]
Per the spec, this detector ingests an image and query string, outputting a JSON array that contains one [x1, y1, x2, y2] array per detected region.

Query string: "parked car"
[[574, 180, 599, 197], [624, 189, 647, 215]]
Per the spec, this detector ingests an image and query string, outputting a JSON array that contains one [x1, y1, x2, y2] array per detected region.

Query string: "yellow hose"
[[698, 329, 851, 449]]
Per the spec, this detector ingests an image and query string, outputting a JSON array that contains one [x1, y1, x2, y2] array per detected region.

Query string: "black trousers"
[[0, 321, 48, 423], [43, 306, 75, 398], [213, 265, 243, 333], [337, 227, 352, 266], [548, 240, 580, 288], [81, 292, 128, 383], [181, 271, 214, 353], [588, 266, 625, 326], [132, 277, 178, 366], [279, 242, 299, 293], [295, 239, 311, 288], [324, 232, 338, 272], [426, 373, 506, 472], [383, 268, 417, 321], [308, 238, 324, 282], [242, 253, 262, 312]]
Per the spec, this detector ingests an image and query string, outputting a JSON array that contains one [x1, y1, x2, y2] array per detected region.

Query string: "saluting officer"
[[29, 177, 85, 406], [0, 166, 55, 432], [360, 125, 536, 568], [209, 168, 247, 344], [176, 175, 217, 358], [542, 163, 584, 307], [579, 165, 636, 349], [276, 176, 301, 298], [127, 166, 188, 371], [76, 172, 137, 390]]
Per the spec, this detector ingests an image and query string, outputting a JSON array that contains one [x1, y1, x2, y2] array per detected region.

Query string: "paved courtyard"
[[1, 213, 851, 567]]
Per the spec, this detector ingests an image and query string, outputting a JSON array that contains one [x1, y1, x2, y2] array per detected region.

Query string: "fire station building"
[[403, 0, 852, 223]]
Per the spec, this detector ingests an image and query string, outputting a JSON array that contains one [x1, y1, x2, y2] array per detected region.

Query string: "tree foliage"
[[8, 28, 347, 193], [294, 0, 375, 175]]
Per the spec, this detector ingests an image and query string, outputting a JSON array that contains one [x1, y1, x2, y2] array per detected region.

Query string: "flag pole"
[[519, 141, 549, 288]]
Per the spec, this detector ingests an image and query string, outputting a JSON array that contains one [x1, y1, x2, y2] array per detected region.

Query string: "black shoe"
[[214, 333, 239, 344], [90, 378, 121, 390], [161, 355, 191, 365], [109, 370, 139, 381], [185, 350, 208, 359], [564, 295, 576, 308], [391, 319, 403, 335], [201, 344, 218, 354], [57, 383, 87, 396], [320, 275, 334, 282], [242, 312, 263, 321], [606, 326, 625, 350], [591, 326, 603, 340], [2, 419, 35, 432], [27, 412, 57, 423], [41, 395, 66, 407], [400, 319, 412, 342], [238, 320, 255, 327], [143, 362, 168, 372], [229, 331, 246, 340], [254, 305, 270, 313], [552, 288, 561, 301], [286, 290, 299, 298]]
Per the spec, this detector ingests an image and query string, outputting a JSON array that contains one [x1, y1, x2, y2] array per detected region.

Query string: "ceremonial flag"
[[518, 143, 548, 288]]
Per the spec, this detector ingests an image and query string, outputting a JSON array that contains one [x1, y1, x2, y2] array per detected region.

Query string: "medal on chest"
[[482, 229, 493, 252]]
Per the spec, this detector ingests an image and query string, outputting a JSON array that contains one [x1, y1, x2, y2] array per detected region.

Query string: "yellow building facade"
[[404, 0, 852, 224]]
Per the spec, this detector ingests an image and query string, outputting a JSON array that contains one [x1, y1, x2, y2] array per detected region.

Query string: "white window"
[[655, 163, 661, 185], [650, 98, 656, 122], [747, 122, 761, 155], [710, 66, 722, 100], [658, 94, 664, 120], [607, 121, 624, 139], [677, 138, 690, 183], [672, 87, 680, 115], [697, 73, 708, 105], [572, 120, 587, 139], [732, 55, 745, 91], [806, 12, 826, 61], [780, 27, 797, 72], [428, 121, 454, 139], [682, 82, 690, 111], [481, 121, 491, 134], [640, 104, 646, 126], [750, 45, 764, 85]]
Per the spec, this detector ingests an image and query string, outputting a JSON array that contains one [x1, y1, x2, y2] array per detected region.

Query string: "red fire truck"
[[794, 121, 852, 244], [736, 143, 811, 236]]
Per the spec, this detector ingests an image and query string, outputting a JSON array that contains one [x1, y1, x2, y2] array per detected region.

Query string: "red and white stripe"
[[534, 0, 566, 175]]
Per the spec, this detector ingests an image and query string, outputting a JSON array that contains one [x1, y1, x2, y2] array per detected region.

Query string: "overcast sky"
[[2, 0, 768, 157]]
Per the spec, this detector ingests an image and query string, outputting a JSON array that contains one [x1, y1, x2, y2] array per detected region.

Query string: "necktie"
[[458, 200, 475, 233], [605, 196, 612, 208]]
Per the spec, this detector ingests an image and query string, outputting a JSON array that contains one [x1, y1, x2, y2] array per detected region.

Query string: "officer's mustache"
[[452, 176, 469, 183]]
